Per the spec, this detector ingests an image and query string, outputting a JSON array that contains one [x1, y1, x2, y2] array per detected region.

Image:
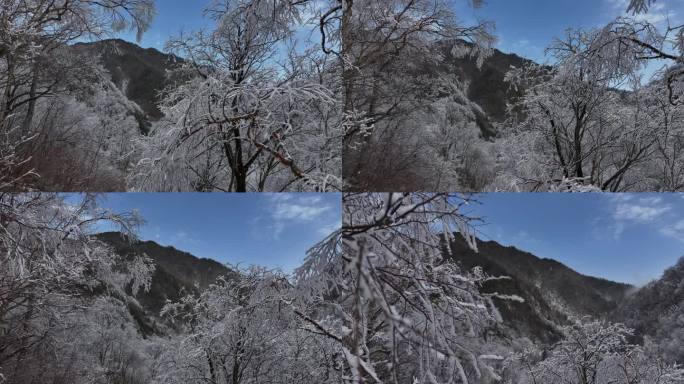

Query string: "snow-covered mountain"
[[71, 38, 527, 139], [95, 229, 646, 345], [419, 40, 533, 138], [446, 235, 634, 343], [615, 257, 684, 363], [59, 231, 682, 383], [95, 232, 234, 335], [447, 234, 684, 362], [70, 39, 182, 132]]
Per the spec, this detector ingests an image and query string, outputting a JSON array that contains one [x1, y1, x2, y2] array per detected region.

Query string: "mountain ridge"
[[94, 232, 234, 335], [70, 38, 182, 132], [446, 234, 634, 342], [414, 40, 534, 138], [70, 38, 532, 139], [93, 230, 678, 354]]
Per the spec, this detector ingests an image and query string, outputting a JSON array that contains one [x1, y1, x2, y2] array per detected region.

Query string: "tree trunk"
[[234, 169, 247, 193], [20, 68, 39, 136], [206, 349, 218, 383], [1, 56, 15, 126]]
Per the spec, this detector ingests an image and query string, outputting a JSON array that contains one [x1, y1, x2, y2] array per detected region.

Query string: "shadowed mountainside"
[[614, 257, 684, 363], [95, 232, 233, 334], [93, 231, 676, 353], [71, 39, 181, 129], [72, 38, 528, 139], [446, 235, 633, 343], [414, 40, 533, 138]]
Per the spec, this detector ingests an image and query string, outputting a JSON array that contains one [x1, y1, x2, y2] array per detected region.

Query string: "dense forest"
[[343, 0, 684, 192], [1, 192, 682, 383], [0, 0, 342, 192], [1, 0, 683, 382], [2, 0, 681, 192]]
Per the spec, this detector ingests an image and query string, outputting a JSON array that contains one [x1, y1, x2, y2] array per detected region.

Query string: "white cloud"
[[605, 0, 677, 26], [256, 194, 338, 240], [660, 219, 684, 241], [273, 202, 330, 221], [604, 194, 680, 240], [614, 202, 670, 222], [633, 3, 674, 24], [514, 39, 531, 47], [298, 195, 323, 205], [612, 221, 627, 238], [271, 221, 285, 240], [612, 195, 670, 223], [272, 195, 331, 221], [510, 229, 545, 246], [249, 216, 285, 241], [608, 193, 634, 202], [514, 230, 536, 242], [498, 37, 544, 61], [637, 196, 663, 205], [152, 228, 200, 248]]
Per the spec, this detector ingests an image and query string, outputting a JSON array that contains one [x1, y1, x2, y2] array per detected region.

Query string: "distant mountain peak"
[[94, 232, 232, 335], [425, 39, 536, 138], [70, 39, 182, 125]]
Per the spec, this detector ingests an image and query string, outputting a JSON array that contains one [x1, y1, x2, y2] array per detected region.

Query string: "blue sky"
[[454, 0, 684, 63], [117, 1, 209, 49], [81, 193, 341, 273], [67, 192, 684, 286], [462, 193, 684, 286], [117, 0, 322, 51], [118, 0, 683, 62]]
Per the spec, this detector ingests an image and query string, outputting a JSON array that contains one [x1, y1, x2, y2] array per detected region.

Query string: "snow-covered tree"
[[341, 0, 496, 190], [615, 257, 684, 365], [129, 0, 342, 192], [511, 318, 684, 384], [0, 0, 155, 189], [423, 76, 497, 191], [296, 193, 513, 383], [501, 25, 666, 191], [635, 81, 684, 191], [19, 58, 147, 191], [0, 193, 154, 383], [621, 1, 684, 105], [157, 266, 341, 384]]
